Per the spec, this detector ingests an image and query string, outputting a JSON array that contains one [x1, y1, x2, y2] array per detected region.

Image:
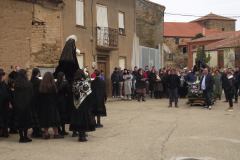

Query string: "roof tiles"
[[192, 13, 237, 22]]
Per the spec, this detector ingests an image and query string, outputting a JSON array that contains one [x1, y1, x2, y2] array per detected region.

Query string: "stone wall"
[[197, 20, 235, 32], [0, 0, 63, 78], [136, 0, 164, 49], [163, 37, 191, 54]]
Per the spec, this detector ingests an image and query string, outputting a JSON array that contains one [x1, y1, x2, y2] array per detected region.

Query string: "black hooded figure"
[[53, 38, 80, 84], [53, 38, 80, 137]]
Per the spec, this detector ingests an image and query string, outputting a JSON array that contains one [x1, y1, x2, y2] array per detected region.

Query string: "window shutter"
[[76, 0, 84, 26], [96, 4, 108, 27], [118, 12, 124, 29]]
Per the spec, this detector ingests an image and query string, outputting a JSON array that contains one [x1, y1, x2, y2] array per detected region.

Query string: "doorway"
[[218, 50, 224, 68], [97, 62, 106, 80]]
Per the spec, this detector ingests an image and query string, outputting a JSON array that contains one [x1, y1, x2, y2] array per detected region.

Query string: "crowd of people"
[[0, 38, 108, 143], [110, 65, 238, 111]]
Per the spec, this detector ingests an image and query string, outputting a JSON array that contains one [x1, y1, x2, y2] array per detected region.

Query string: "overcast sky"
[[150, 0, 240, 30]]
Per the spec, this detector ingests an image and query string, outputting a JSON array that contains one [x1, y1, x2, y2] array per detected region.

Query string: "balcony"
[[96, 27, 118, 51]]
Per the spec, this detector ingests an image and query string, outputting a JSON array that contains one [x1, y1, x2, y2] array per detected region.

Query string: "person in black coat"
[[0, 71, 11, 138], [221, 69, 228, 102], [166, 69, 180, 108], [91, 70, 107, 128], [55, 72, 72, 135], [111, 67, 120, 98], [200, 68, 215, 110], [136, 68, 147, 102], [70, 69, 95, 142], [37, 72, 64, 140], [29, 68, 43, 138], [148, 69, 155, 98], [226, 72, 234, 111], [233, 66, 240, 103], [8, 69, 39, 143], [8, 66, 20, 80]]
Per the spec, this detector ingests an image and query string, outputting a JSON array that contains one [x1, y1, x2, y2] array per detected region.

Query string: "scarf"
[[180, 76, 185, 87], [72, 80, 92, 109], [156, 75, 160, 80]]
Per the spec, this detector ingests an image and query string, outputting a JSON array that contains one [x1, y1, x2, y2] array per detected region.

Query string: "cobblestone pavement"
[[0, 96, 240, 160]]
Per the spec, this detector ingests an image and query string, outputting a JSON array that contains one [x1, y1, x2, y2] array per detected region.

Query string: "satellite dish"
[[66, 35, 77, 42]]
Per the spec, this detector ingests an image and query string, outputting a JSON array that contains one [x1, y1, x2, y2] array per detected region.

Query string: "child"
[[226, 72, 234, 111]]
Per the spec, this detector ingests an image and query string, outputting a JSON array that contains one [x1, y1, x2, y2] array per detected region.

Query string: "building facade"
[[62, 0, 136, 96], [0, 0, 64, 78]]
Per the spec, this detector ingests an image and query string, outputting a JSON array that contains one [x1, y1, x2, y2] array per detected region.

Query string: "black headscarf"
[[53, 39, 80, 84]]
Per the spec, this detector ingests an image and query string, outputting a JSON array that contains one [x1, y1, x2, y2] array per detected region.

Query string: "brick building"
[[187, 31, 240, 69], [163, 22, 223, 69], [192, 13, 236, 32], [0, 0, 64, 78]]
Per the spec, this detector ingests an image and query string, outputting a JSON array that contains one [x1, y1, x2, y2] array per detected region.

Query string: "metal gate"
[[139, 45, 162, 70]]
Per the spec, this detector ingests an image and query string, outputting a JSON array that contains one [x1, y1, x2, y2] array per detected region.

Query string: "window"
[[175, 38, 179, 45], [119, 58, 125, 69], [192, 46, 196, 50], [38, 67, 55, 78], [222, 28, 225, 31], [183, 47, 187, 53], [118, 12, 125, 35], [76, 0, 84, 26], [96, 4, 108, 46], [77, 54, 84, 69], [204, 21, 206, 26]]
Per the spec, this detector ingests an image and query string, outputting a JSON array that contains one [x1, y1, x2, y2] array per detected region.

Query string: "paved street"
[[1, 96, 240, 160]]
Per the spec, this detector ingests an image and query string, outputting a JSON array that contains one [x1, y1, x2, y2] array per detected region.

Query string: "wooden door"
[[218, 50, 224, 68], [97, 62, 106, 81], [235, 47, 240, 66]]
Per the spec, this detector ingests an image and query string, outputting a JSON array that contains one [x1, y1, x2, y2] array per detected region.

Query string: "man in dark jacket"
[[111, 67, 120, 98], [9, 66, 20, 80], [185, 67, 197, 83], [226, 72, 234, 111], [233, 66, 240, 103], [221, 68, 229, 102], [200, 68, 215, 110], [91, 70, 107, 127], [144, 66, 150, 94], [167, 69, 180, 108]]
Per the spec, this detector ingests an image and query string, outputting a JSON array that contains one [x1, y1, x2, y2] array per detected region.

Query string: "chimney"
[[203, 28, 205, 36]]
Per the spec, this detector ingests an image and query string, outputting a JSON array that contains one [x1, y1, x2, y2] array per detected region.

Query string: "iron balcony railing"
[[96, 27, 118, 50]]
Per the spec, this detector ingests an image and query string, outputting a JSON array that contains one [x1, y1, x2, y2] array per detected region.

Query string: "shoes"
[[54, 134, 64, 139], [45, 135, 50, 140], [209, 106, 212, 110], [23, 137, 32, 143], [233, 101, 238, 103], [168, 105, 172, 108], [175, 105, 179, 108], [138, 100, 140, 102], [203, 106, 209, 109], [31, 132, 43, 138], [78, 133, 87, 142], [142, 100, 146, 102], [112, 96, 115, 98], [96, 123, 103, 128], [72, 132, 79, 137], [223, 100, 229, 102], [226, 107, 233, 111], [121, 96, 124, 98], [19, 138, 23, 143]]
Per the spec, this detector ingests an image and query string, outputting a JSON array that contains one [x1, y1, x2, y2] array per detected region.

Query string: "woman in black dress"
[[56, 72, 72, 135], [29, 68, 43, 138], [8, 69, 39, 143], [136, 68, 147, 102], [0, 70, 10, 138], [37, 72, 64, 140], [70, 69, 95, 142]]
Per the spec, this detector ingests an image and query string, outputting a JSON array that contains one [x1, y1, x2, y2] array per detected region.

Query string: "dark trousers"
[[179, 87, 187, 98], [234, 85, 240, 101], [168, 88, 178, 106], [154, 91, 162, 99], [224, 88, 228, 101], [228, 93, 233, 107], [203, 89, 212, 107], [112, 83, 119, 97]]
